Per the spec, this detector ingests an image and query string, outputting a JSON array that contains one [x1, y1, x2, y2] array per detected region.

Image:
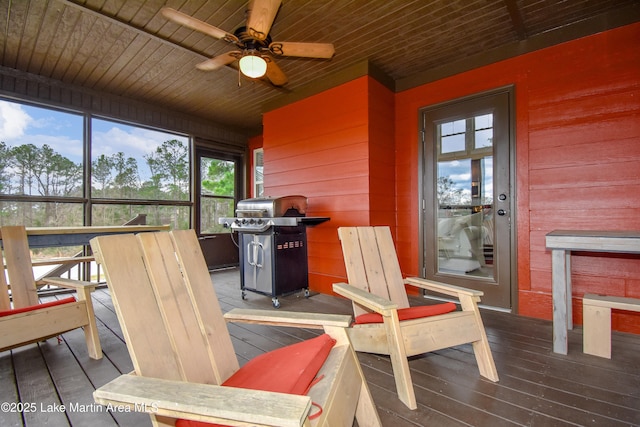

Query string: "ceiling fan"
[[161, 0, 335, 86]]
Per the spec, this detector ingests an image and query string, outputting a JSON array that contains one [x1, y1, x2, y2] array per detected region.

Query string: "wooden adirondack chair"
[[333, 226, 498, 410], [90, 229, 381, 427], [0, 225, 102, 359]]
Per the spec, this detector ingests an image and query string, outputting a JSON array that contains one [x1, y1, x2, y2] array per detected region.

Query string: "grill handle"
[[247, 240, 264, 268], [236, 209, 268, 217]]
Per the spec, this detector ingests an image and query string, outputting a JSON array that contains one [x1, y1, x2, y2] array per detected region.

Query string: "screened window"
[[0, 98, 196, 230], [0, 101, 84, 198], [254, 148, 264, 197], [0, 100, 84, 227], [90, 118, 190, 229], [91, 118, 189, 201], [199, 155, 236, 234], [0, 97, 249, 236]]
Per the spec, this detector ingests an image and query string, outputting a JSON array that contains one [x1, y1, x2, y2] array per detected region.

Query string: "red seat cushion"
[[354, 302, 457, 325], [176, 333, 336, 427], [0, 296, 77, 318]]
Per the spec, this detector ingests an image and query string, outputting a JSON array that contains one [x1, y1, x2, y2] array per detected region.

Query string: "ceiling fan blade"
[[265, 59, 288, 86], [269, 42, 335, 59], [246, 0, 281, 40], [196, 52, 238, 71], [161, 7, 237, 42]]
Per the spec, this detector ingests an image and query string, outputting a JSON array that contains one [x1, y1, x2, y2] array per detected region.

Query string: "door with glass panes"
[[196, 149, 242, 269], [421, 89, 513, 309]]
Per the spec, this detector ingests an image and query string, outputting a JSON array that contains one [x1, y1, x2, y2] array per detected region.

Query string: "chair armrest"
[[332, 283, 398, 316], [224, 308, 351, 329], [405, 277, 483, 298], [40, 277, 97, 291], [94, 374, 311, 427], [31, 256, 95, 267]]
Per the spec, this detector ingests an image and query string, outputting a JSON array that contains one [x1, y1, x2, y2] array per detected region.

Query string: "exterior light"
[[239, 54, 267, 78]]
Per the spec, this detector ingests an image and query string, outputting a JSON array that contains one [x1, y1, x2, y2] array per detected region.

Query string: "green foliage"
[[1, 139, 193, 228], [202, 158, 234, 197], [0, 142, 11, 193], [0, 138, 235, 231], [144, 139, 189, 200]]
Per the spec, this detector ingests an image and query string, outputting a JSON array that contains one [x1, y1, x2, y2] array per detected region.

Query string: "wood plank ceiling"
[[1, 0, 638, 132]]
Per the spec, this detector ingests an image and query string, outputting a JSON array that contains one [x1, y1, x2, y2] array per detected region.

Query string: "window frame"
[[195, 147, 243, 236], [253, 147, 264, 197], [0, 97, 246, 233]]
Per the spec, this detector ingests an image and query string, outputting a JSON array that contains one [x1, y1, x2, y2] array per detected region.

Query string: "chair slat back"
[[0, 262, 9, 311], [90, 230, 239, 385], [2, 226, 38, 308], [170, 230, 239, 380], [338, 227, 410, 316]]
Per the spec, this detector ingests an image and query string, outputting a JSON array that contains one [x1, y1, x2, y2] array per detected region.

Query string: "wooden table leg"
[[565, 251, 572, 330], [551, 249, 569, 354]]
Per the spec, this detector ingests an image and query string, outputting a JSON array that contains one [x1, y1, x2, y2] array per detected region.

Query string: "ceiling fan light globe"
[[239, 55, 267, 78]]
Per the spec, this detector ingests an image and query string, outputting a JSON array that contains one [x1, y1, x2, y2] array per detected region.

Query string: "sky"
[[438, 157, 494, 205], [437, 115, 494, 205], [0, 99, 188, 181]]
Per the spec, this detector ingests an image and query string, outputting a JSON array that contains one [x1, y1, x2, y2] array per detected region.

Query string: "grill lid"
[[236, 195, 307, 218]]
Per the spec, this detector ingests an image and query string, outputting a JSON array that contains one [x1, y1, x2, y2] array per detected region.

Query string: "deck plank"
[[1, 267, 639, 426], [0, 350, 22, 426], [11, 344, 70, 426]]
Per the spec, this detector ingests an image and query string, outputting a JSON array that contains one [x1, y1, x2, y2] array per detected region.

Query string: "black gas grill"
[[220, 195, 328, 307]]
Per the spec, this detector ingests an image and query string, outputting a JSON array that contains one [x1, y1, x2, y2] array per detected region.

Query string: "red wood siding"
[[368, 78, 396, 227], [396, 22, 640, 332], [261, 22, 640, 333], [262, 77, 395, 294]]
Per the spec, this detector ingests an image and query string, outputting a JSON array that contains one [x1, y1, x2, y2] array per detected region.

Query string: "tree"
[[143, 139, 188, 200], [112, 152, 139, 198], [0, 142, 11, 194], [10, 143, 38, 195], [0, 142, 13, 225], [437, 176, 466, 206], [92, 154, 115, 198], [202, 159, 234, 196], [32, 145, 81, 197]]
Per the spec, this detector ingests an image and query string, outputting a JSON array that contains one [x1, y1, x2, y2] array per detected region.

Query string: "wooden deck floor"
[[2, 268, 639, 426]]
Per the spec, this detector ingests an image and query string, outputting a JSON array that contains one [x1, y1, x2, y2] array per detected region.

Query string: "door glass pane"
[[474, 114, 493, 149], [436, 114, 494, 279], [200, 157, 235, 234], [440, 119, 466, 154]]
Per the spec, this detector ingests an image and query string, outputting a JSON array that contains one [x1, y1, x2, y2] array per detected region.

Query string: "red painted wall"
[[262, 77, 395, 293], [262, 22, 640, 333], [397, 22, 640, 333]]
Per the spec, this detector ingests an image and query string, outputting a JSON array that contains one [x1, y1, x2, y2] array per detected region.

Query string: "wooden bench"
[[583, 294, 640, 359]]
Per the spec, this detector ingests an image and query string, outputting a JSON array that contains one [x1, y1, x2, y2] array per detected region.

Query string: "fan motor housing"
[[234, 26, 272, 49]]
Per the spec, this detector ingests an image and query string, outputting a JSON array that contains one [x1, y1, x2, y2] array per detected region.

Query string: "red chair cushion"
[[176, 333, 336, 427], [354, 302, 457, 325], [0, 296, 77, 318]]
